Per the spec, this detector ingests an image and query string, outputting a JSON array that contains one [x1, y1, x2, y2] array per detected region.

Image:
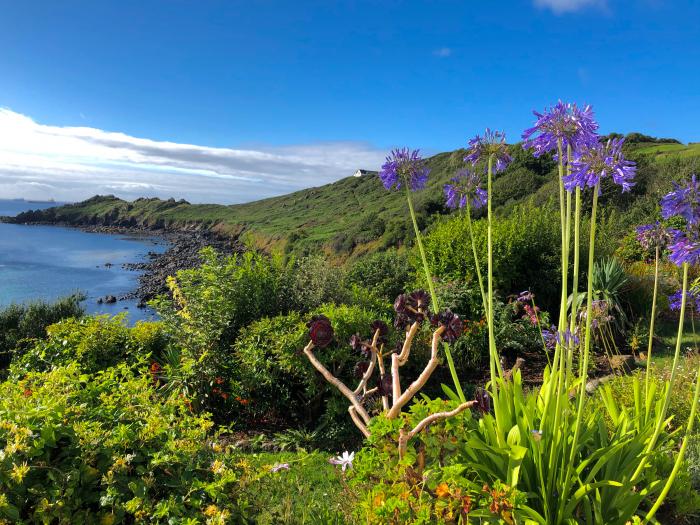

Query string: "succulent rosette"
[[307, 315, 334, 348], [378, 148, 430, 191], [430, 309, 464, 343], [464, 128, 512, 173], [522, 101, 599, 157]]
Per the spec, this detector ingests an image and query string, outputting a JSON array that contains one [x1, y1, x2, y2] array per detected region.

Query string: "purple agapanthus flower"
[[522, 101, 599, 157], [667, 229, 700, 266], [517, 290, 535, 303], [378, 148, 430, 191], [542, 325, 579, 350], [542, 325, 558, 350], [464, 128, 512, 173], [562, 138, 636, 192], [443, 168, 488, 210], [636, 222, 673, 251], [668, 287, 700, 312], [661, 175, 700, 226]]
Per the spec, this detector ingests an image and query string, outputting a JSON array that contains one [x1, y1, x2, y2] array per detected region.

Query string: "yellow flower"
[[210, 459, 225, 475], [10, 462, 30, 483], [435, 482, 451, 499], [204, 505, 219, 517]]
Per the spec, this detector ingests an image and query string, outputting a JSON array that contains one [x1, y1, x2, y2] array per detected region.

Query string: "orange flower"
[[23, 388, 32, 397], [215, 376, 225, 385], [435, 482, 451, 498]]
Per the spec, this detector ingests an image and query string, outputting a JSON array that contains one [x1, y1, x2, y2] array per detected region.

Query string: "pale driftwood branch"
[[391, 322, 422, 405], [391, 352, 402, 404], [376, 347, 390, 411], [387, 326, 446, 419], [303, 342, 371, 425], [398, 400, 476, 458], [354, 329, 381, 395], [397, 322, 421, 365], [349, 406, 370, 438]]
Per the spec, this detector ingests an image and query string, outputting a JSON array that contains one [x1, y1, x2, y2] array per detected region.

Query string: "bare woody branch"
[[354, 329, 381, 395], [349, 406, 370, 438], [388, 326, 446, 419]]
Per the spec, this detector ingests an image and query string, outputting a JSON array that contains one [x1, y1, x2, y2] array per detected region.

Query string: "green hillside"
[[6, 134, 700, 258]]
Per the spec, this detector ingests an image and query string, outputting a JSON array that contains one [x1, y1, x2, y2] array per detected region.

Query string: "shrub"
[[345, 249, 413, 302], [0, 364, 241, 523], [232, 304, 386, 447], [10, 315, 169, 376], [289, 255, 348, 310], [0, 294, 84, 370]]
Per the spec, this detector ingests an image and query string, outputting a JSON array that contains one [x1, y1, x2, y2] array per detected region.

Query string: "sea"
[[0, 199, 166, 323]]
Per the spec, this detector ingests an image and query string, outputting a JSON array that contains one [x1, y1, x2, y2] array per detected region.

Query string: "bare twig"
[[354, 329, 381, 395], [303, 342, 371, 425], [398, 400, 476, 458], [388, 326, 446, 419], [349, 406, 370, 438]]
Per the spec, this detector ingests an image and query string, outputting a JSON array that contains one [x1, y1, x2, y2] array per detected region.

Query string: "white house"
[[353, 169, 374, 177]]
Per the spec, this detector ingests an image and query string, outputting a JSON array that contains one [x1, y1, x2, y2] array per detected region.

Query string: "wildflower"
[[270, 463, 290, 473], [431, 309, 464, 343], [522, 101, 599, 157], [542, 325, 558, 350], [661, 175, 700, 225], [667, 228, 700, 266], [516, 290, 534, 303], [329, 451, 355, 471], [378, 148, 430, 191], [562, 138, 636, 192], [307, 315, 334, 348], [211, 459, 225, 474], [521, 303, 539, 326], [465, 129, 512, 173], [435, 482, 451, 498], [10, 462, 29, 484], [444, 168, 488, 210], [636, 222, 673, 250]]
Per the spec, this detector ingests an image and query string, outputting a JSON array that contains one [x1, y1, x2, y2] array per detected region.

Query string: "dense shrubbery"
[[0, 294, 84, 371]]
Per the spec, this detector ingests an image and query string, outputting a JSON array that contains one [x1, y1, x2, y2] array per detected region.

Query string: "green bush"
[[232, 304, 386, 448], [345, 249, 413, 302], [0, 364, 241, 523], [0, 294, 84, 370], [9, 315, 169, 377]]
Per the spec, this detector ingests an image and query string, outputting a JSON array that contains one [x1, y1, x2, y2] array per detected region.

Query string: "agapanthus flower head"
[[444, 168, 488, 210], [379, 148, 430, 191], [579, 300, 614, 329], [636, 222, 673, 251], [522, 101, 599, 157], [667, 229, 700, 267], [474, 387, 491, 415], [307, 315, 334, 348], [542, 325, 579, 350], [661, 174, 700, 226], [562, 137, 636, 192], [464, 128, 512, 173], [542, 325, 558, 351], [668, 286, 700, 312]]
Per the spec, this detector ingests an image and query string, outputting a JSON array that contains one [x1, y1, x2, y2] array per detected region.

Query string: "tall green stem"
[[632, 262, 689, 482], [646, 345, 700, 522], [405, 186, 466, 402], [567, 157, 581, 380], [465, 200, 488, 316], [486, 155, 503, 381], [558, 182, 600, 523], [644, 245, 660, 417]]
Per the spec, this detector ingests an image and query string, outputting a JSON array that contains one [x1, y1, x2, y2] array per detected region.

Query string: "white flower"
[[329, 451, 354, 471], [270, 463, 290, 473]]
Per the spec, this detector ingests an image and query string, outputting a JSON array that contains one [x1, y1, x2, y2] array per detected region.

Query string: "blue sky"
[[0, 0, 698, 203]]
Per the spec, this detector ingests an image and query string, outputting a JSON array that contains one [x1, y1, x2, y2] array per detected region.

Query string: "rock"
[[97, 298, 103, 304], [104, 295, 117, 304], [104, 262, 113, 268]]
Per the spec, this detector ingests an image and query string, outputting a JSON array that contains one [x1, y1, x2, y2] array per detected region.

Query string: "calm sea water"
[[0, 199, 166, 323]]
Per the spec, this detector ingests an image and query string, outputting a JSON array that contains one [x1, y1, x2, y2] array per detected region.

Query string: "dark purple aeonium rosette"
[[464, 128, 512, 174], [660, 175, 700, 266], [562, 137, 636, 192], [394, 290, 431, 328], [444, 168, 488, 210], [307, 315, 334, 348], [430, 309, 464, 344], [522, 101, 599, 157], [636, 222, 673, 251], [379, 148, 430, 191]]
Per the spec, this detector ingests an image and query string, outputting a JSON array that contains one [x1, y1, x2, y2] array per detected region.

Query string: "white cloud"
[[0, 108, 387, 204], [534, 0, 607, 14], [433, 47, 452, 57]]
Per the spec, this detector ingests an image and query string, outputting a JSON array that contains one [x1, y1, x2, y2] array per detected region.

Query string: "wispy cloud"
[[0, 109, 387, 204], [433, 47, 452, 58], [534, 0, 607, 14]]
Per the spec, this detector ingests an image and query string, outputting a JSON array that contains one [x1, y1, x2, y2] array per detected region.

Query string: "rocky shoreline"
[[76, 226, 243, 307]]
